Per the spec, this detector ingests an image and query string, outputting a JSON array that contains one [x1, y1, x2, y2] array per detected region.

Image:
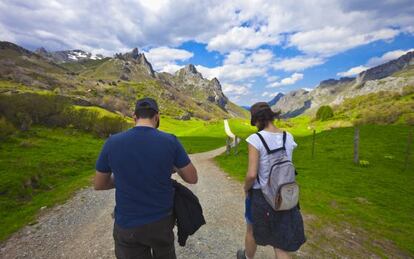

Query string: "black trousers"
[[113, 215, 176, 259]]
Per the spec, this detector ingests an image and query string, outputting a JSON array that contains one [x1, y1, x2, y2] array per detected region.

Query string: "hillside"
[[0, 41, 248, 120], [270, 51, 414, 119]]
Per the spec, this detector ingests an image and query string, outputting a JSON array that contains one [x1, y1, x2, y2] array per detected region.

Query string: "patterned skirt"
[[250, 189, 306, 251]]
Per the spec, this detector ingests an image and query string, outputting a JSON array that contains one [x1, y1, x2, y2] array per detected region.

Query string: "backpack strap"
[[255, 131, 287, 155], [255, 132, 271, 154], [255, 131, 287, 185]]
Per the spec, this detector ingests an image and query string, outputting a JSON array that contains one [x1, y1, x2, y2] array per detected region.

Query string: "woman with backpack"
[[237, 102, 306, 259]]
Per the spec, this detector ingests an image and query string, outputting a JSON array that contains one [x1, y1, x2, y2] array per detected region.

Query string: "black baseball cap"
[[135, 97, 159, 113]]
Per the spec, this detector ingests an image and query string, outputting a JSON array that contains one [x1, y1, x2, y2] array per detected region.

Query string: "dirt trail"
[[0, 147, 409, 258]]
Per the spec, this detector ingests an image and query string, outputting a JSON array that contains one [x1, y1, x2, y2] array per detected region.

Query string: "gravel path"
[[0, 147, 409, 258], [0, 147, 274, 259]]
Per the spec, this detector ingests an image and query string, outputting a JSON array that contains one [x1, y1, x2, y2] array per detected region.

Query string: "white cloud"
[[289, 27, 399, 56], [267, 73, 304, 88], [266, 75, 279, 82], [222, 83, 250, 96], [144, 47, 193, 72], [196, 49, 274, 83], [366, 48, 414, 67], [302, 87, 314, 92], [273, 56, 325, 72], [207, 26, 279, 53], [337, 48, 414, 76], [337, 65, 369, 77], [266, 73, 303, 88]]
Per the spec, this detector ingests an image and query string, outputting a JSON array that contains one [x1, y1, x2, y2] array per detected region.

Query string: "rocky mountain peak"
[[131, 48, 139, 59], [35, 47, 48, 55], [357, 51, 414, 83], [267, 92, 285, 106], [0, 41, 33, 56], [210, 77, 222, 90], [136, 53, 155, 77], [185, 64, 198, 74], [176, 64, 203, 79], [318, 77, 354, 88]]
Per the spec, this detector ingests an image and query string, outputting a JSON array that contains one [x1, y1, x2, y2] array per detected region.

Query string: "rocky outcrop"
[[270, 51, 414, 118], [176, 64, 203, 79], [357, 51, 414, 84], [267, 92, 285, 106], [115, 48, 155, 78], [272, 89, 311, 116], [318, 77, 354, 88]]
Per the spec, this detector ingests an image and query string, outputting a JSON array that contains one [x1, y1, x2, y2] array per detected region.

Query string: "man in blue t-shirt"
[[94, 97, 198, 259]]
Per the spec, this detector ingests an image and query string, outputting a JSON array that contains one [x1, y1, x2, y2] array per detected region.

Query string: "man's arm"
[[94, 171, 115, 190], [177, 162, 198, 184]]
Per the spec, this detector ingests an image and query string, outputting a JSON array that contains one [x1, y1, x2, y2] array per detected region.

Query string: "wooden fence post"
[[354, 127, 360, 165], [234, 136, 239, 155], [312, 130, 316, 159], [404, 130, 413, 171], [226, 137, 231, 155]]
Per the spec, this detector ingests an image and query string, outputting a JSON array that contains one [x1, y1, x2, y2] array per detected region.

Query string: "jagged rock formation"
[[115, 48, 155, 78], [270, 51, 414, 117], [267, 92, 285, 107], [357, 51, 414, 84], [174, 65, 228, 109], [0, 41, 248, 120]]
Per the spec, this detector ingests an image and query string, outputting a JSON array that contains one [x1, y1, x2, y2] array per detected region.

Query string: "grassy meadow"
[[0, 113, 231, 241], [216, 122, 414, 255]]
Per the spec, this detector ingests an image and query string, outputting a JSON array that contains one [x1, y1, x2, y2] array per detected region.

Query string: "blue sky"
[[1, 0, 413, 105]]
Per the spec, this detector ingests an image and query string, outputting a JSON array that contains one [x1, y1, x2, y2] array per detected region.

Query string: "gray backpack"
[[256, 131, 299, 211]]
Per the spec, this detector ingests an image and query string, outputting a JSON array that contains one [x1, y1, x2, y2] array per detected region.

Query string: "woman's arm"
[[243, 144, 260, 193]]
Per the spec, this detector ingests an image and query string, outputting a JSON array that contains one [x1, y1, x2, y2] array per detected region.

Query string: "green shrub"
[[316, 105, 334, 121], [0, 117, 16, 140], [0, 93, 130, 137]]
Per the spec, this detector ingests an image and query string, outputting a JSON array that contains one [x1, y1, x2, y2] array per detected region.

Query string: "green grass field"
[[215, 123, 414, 255], [0, 127, 104, 241], [0, 116, 230, 241]]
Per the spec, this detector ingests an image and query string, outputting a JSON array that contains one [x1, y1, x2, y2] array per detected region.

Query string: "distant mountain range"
[[0, 41, 248, 120], [268, 51, 414, 117], [35, 47, 104, 63]]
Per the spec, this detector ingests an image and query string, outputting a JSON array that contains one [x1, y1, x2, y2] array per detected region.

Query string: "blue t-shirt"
[[95, 126, 191, 228]]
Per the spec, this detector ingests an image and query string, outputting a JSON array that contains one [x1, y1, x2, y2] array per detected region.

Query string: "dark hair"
[[134, 108, 158, 119], [251, 109, 280, 131]]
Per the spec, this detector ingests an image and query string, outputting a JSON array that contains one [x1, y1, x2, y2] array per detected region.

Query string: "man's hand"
[[94, 171, 115, 190]]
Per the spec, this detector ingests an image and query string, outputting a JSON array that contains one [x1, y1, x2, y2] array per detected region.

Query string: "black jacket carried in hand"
[[172, 180, 206, 246]]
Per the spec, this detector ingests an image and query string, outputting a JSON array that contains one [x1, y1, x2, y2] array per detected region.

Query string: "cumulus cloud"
[[207, 26, 279, 53], [337, 48, 414, 76], [144, 47, 193, 72], [337, 65, 369, 77], [222, 83, 250, 96], [289, 27, 399, 56], [273, 56, 325, 72], [196, 49, 273, 83], [1, 0, 413, 105], [366, 48, 414, 67], [267, 73, 304, 88]]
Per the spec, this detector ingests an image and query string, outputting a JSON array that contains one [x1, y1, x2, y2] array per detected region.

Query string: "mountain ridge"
[[270, 51, 414, 117], [0, 41, 248, 120]]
